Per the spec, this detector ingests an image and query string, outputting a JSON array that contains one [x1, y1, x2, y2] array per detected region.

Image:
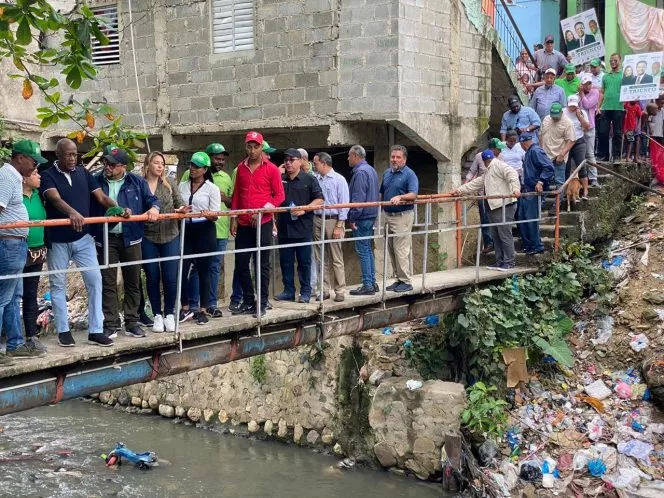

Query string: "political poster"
[[620, 52, 663, 102], [560, 9, 604, 65]]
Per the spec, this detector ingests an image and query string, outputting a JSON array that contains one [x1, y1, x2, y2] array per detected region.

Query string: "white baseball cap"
[[567, 94, 580, 107], [581, 74, 592, 84], [545, 68, 557, 76]]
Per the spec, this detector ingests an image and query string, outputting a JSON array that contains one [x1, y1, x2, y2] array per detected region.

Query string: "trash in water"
[[337, 457, 356, 470], [406, 379, 422, 391], [630, 333, 650, 352], [103, 442, 158, 470]]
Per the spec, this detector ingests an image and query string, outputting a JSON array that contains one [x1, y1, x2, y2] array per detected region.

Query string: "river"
[[0, 401, 443, 497]]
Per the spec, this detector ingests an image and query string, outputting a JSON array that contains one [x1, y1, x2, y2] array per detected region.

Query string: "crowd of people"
[[0, 133, 425, 359]]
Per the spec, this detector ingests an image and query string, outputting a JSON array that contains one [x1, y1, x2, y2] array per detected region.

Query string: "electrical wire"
[[127, 0, 150, 152]]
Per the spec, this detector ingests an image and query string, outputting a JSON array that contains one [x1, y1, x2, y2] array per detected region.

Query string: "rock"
[[116, 390, 131, 406], [187, 407, 202, 422], [148, 395, 159, 410], [218, 410, 229, 424], [175, 406, 186, 418], [293, 424, 304, 444], [643, 292, 664, 305], [368, 369, 392, 386], [248, 420, 259, 433], [277, 419, 288, 438], [158, 404, 174, 418], [404, 458, 429, 480], [131, 397, 142, 407], [306, 430, 320, 445], [374, 441, 398, 467], [333, 443, 344, 456], [643, 356, 664, 409], [321, 427, 334, 444], [141, 400, 149, 409], [642, 308, 661, 322], [382, 344, 399, 354], [89, 393, 99, 399], [264, 420, 274, 435], [99, 391, 111, 404], [203, 409, 215, 423]]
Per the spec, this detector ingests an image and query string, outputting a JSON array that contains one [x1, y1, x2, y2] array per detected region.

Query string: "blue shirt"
[[314, 169, 350, 220], [380, 165, 419, 213], [348, 161, 379, 221], [500, 107, 542, 144], [529, 84, 566, 120], [522, 144, 555, 191]]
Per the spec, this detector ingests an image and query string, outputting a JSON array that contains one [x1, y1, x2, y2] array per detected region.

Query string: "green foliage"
[[250, 355, 267, 384], [405, 330, 449, 380], [626, 194, 645, 212], [430, 242, 448, 271], [0, 119, 11, 163], [460, 382, 509, 440]]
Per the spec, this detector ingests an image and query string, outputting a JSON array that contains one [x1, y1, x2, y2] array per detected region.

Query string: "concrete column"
[[436, 160, 461, 270], [373, 125, 391, 283]]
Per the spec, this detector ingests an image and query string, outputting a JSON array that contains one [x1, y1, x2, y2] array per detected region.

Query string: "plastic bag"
[[519, 461, 542, 482], [478, 440, 498, 465], [584, 380, 612, 400], [406, 379, 422, 391], [630, 333, 650, 352], [573, 450, 592, 471], [499, 460, 518, 491], [615, 381, 632, 399], [588, 416, 604, 442], [617, 440, 654, 464], [588, 458, 606, 477], [591, 316, 614, 345]]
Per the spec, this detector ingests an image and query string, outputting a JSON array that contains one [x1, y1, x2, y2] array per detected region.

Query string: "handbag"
[[27, 245, 47, 266]]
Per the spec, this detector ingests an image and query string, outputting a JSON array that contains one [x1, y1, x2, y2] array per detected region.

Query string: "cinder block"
[[191, 96, 211, 109], [233, 93, 257, 107], [275, 73, 295, 89], [339, 83, 364, 99], [239, 107, 263, 120], [287, 102, 312, 116], [262, 103, 288, 119], [256, 90, 281, 106], [305, 85, 330, 101], [212, 95, 233, 109], [197, 109, 218, 124], [295, 73, 319, 87], [312, 11, 334, 27], [279, 87, 306, 103], [312, 99, 337, 115]]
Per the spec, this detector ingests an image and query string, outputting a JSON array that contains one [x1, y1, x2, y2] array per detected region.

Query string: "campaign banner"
[[560, 9, 604, 65], [620, 52, 663, 102]]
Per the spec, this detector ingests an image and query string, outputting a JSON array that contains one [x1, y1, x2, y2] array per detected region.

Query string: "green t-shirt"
[[601, 71, 623, 111], [107, 176, 125, 234], [181, 168, 233, 239], [22, 189, 46, 248], [555, 77, 580, 97]]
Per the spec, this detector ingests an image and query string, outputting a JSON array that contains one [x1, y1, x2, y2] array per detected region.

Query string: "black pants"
[[235, 222, 272, 307], [181, 221, 216, 310], [22, 261, 43, 338], [566, 138, 588, 179], [597, 110, 624, 160]]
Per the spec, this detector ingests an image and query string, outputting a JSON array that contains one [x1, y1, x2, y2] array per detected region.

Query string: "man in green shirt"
[[555, 64, 580, 97], [598, 53, 624, 162], [184, 143, 232, 317]]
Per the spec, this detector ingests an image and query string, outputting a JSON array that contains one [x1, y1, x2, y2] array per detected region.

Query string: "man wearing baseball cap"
[[533, 35, 567, 76], [540, 102, 576, 187], [530, 67, 566, 120], [92, 144, 160, 339], [555, 64, 581, 97], [230, 131, 285, 318], [580, 59, 604, 90], [500, 95, 541, 144], [563, 95, 591, 199], [579, 72, 602, 185]]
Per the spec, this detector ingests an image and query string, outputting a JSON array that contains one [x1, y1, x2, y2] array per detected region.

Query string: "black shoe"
[[253, 307, 267, 319], [125, 325, 146, 338], [265, 300, 273, 310], [238, 302, 257, 315], [179, 309, 194, 323], [350, 285, 376, 296], [386, 281, 401, 292], [373, 283, 379, 292], [394, 282, 413, 293], [58, 331, 76, 348], [103, 327, 118, 339], [138, 312, 154, 327], [228, 301, 242, 314], [207, 306, 223, 318], [194, 311, 209, 325], [88, 333, 114, 347]]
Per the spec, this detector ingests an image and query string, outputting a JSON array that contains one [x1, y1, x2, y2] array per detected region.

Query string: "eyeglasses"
[[283, 157, 298, 163], [103, 160, 123, 169], [545, 40, 554, 44]]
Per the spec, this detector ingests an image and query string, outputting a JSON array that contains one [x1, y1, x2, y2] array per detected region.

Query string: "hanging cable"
[[127, 0, 150, 152]]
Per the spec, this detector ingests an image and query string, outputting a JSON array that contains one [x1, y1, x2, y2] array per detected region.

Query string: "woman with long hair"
[[178, 152, 220, 325], [142, 151, 190, 333]]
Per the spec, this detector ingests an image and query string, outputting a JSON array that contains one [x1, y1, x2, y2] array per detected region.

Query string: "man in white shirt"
[[502, 130, 526, 183]]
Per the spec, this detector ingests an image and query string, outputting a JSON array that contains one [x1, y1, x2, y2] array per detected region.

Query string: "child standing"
[[623, 100, 643, 162]]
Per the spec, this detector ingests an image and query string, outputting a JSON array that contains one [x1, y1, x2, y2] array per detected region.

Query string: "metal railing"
[[0, 191, 561, 350]]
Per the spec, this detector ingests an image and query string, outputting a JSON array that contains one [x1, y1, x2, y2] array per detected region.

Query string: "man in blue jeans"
[[347, 145, 379, 296], [0, 140, 47, 363]]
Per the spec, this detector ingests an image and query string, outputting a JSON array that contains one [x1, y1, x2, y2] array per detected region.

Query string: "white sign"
[[560, 9, 604, 65], [620, 52, 663, 102]]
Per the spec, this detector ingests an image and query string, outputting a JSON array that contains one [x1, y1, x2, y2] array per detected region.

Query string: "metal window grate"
[[212, 0, 254, 53], [91, 4, 120, 65]]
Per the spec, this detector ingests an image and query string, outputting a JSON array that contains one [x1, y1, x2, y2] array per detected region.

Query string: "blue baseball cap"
[[481, 149, 495, 161], [519, 133, 534, 143]]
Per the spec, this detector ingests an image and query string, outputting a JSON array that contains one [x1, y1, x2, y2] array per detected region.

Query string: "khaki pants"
[[386, 210, 414, 285], [313, 216, 346, 296]]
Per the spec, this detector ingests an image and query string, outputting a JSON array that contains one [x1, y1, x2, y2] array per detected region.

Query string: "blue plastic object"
[[424, 315, 440, 326], [632, 420, 645, 433], [587, 458, 606, 477], [644, 388, 652, 401], [506, 430, 520, 449], [601, 255, 624, 269], [403, 339, 413, 349], [105, 442, 158, 470], [541, 461, 551, 474], [382, 327, 393, 335]]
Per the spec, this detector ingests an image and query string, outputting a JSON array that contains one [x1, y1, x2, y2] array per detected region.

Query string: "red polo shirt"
[[231, 156, 285, 226]]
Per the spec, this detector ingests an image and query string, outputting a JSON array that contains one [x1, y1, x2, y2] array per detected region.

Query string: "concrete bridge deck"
[[0, 266, 536, 414]]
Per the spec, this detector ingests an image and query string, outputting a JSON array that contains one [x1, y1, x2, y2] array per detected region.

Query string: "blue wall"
[[501, 0, 562, 54]]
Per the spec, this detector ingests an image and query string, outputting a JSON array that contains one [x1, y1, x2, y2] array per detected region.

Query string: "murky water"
[[0, 401, 443, 497]]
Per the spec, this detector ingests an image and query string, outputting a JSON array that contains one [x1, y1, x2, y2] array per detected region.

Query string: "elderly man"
[[530, 68, 567, 120], [500, 96, 541, 144], [598, 53, 624, 162], [555, 64, 581, 97], [92, 145, 160, 339], [381, 145, 419, 292], [518, 134, 555, 255], [454, 150, 521, 271], [41, 138, 124, 347], [0, 140, 46, 363], [580, 59, 604, 90], [275, 149, 324, 303], [540, 103, 576, 188], [533, 35, 568, 76], [347, 145, 379, 296], [579, 73, 602, 186], [312, 152, 349, 302]]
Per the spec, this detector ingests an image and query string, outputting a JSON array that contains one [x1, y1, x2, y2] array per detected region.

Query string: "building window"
[[211, 0, 254, 53], [91, 4, 120, 65]]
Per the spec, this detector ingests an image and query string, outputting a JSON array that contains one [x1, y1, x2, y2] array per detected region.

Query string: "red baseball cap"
[[245, 130, 264, 144]]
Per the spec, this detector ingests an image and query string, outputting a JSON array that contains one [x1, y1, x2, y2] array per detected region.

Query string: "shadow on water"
[[0, 401, 442, 497]]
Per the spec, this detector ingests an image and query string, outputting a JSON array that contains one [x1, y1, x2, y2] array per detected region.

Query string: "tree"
[[0, 0, 145, 165]]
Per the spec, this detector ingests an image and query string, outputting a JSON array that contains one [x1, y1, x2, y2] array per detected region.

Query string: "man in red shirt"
[[230, 131, 285, 317]]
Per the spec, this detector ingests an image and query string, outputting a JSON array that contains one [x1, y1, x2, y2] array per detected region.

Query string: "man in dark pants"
[[517, 134, 555, 255], [598, 53, 624, 162], [275, 149, 324, 303], [92, 145, 160, 338], [230, 131, 285, 318]]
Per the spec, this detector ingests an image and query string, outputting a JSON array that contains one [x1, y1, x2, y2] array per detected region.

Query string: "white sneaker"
[[164, 314, 176, 332], [153, 314, 164, 333]]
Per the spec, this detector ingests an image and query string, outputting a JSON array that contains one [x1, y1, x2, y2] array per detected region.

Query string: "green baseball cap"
[[590, 58, 601, 67], [103, 144, 130, 165], [564, 63, 576, 74], [190, 151, 211, 168], [205, 143, 229, 155], [550, 102, 563, 117], [262, 141, 277, 154], [13, 139, 48, 164], [488, 137, 506, 151]]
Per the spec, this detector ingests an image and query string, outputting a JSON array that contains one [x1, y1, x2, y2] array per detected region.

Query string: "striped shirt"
[[314, 169, 350, 220], [0, 163, 29, 238]]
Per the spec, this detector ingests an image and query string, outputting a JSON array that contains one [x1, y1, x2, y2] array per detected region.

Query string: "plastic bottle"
[[289, 201, 297, 221]]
